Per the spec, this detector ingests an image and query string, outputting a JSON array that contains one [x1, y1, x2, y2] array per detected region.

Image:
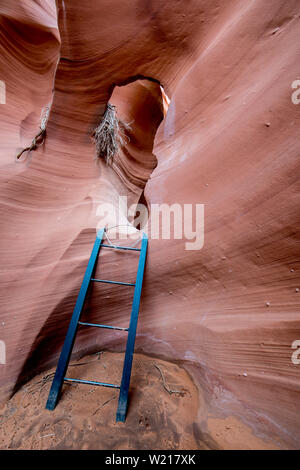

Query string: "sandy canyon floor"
[[0, 352, 281, 450]]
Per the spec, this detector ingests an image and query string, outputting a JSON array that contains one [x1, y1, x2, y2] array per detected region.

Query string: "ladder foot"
[[116, 410, 126, 423], [45, 393, 58, 411]]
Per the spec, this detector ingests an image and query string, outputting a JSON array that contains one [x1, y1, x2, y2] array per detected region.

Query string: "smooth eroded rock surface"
[[0, 0, 300, 449]]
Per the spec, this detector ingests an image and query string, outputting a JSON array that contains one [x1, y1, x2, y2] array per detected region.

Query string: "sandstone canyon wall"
[[0, 0, 300, 448]]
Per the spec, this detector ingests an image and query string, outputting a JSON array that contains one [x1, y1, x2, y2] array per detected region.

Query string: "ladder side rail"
[[46, 229, 105, 410], [116, 232, 148, 422]]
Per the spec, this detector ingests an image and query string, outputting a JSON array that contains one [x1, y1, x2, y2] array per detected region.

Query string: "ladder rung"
[[78, 321, 128, 331], [64, 378, 120, 388], [91, 278, 135, 287], [101, 244, 141, 252]]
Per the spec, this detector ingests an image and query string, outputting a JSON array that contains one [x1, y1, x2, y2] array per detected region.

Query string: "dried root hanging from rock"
[[92, 103, 131, 165], [16, 105, 50, 161]]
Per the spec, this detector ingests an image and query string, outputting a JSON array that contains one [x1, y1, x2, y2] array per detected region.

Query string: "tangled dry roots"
[[16, 105, 50, 161], [93, 103, 131, 164]]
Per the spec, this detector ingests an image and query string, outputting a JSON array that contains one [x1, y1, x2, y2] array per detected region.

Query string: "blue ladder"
[[45, 228, 148, 422]]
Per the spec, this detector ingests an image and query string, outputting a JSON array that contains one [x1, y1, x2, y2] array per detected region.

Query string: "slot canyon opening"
[[8, 79, 170, 397], [105, 79, 170, 230]]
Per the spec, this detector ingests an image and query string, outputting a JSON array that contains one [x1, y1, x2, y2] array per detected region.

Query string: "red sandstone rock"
[[0, 0, 300, 449]]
